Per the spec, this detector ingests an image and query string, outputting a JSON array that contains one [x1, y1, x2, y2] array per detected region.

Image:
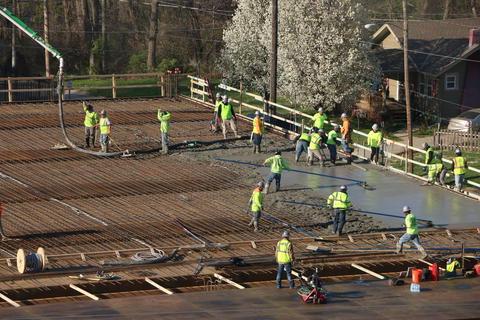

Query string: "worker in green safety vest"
[[82, 102, 99, 149], [326, 124, 340, 165], [445, 258, 461, 277], [367, 123, 383, 164], [211, 93, 223, 133], [422, 142, 444, 185], [452, 148, 468, 192], [311, 106, 328, 130], [220, 97, 240, 139], [157, 109, 172, 154], [294, 128, 311, 162], [275, 230, 295, 288], [99, 110, 111, 153], [263, 151, 290, 194], [307, 127, 326, 166], [327, 185, 352, 236], [247, 181, 265, 232], [396, 206, 427, 258]]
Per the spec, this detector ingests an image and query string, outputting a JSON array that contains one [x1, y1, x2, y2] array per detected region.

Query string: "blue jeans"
[[397, 233, 425, 253], [267, 173, 282, 191], [455, 174, 465, 190], [332, 209, 346, 235], [276, 263, 294, 288], [327, 144, 337, 164], [295, 140, 309, 161]]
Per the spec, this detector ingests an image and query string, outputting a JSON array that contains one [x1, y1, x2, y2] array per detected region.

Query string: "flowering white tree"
[[278, 0, 379, 110], [219, 0, 271, 94], [221, 0, 379, 111]]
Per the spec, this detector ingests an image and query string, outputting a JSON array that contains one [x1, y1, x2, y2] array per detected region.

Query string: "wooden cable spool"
[[16, 247, 46, 274]]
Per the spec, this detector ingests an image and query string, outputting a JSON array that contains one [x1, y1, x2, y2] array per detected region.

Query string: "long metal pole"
[[43, 0, 50, 77], [11, 0, 15, 72], [403, 0, 413, 172], [269, 0, 278, 109]]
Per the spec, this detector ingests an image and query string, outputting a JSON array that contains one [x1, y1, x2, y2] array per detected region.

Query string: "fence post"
[[7, 77, 13, 102], [112, 74, 117, 99], [239, 81, 243, 115], [404, 146, 408, 173], [161, 75, 165, 97]]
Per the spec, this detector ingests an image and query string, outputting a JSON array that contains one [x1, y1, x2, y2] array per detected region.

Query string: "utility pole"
[[403, 0, 413, 172], [269, 0, 278, 112], [11, 0, 16, 72], [43, 0, 50, 77], [101, 0, 106, 73]]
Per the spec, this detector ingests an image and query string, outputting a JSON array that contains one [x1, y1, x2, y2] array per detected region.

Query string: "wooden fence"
[[434, 130, 480, 151]]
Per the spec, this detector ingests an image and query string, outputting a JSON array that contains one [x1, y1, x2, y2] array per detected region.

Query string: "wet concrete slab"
[[215, 153, 480, 228], [4, 277, 479, 319]]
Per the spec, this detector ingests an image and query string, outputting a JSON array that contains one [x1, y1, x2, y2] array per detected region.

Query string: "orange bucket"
[[429, 263, 439, 281], [412, 268, 423, 283]]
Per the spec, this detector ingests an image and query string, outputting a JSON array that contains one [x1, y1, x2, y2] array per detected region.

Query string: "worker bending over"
[[396, 206, 427, 258], [247, 181, 265, 232], [82, 102, 99, 149], [326, 125, 340, 165], [452, 148, 468, 192], [312, 107, 328, 130], [294, 128, 311, 162], [327, 185, 352, 236], [422, 143, 444, 185], [307, 127, 326, 166], [275, 230, 295, 289], [251, 111, 264, 153], [264, 151, 289, 194], [221, 97, 240, 139], [157, 109, 172, 154], [367, 124, 383, 164], [99, 110, 111, 153]]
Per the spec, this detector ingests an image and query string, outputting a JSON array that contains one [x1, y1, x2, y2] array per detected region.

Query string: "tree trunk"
[[421, 0, 430, 16], [43, 0, 50, 77], [472, 0, 478, 17], [88, 0, 100, 75], [185, 0, 203, 74], [62, 0, 72, 43], [101, 0, 106, 73], [147, 0, 159, 71], [443, 0, 451, 19]]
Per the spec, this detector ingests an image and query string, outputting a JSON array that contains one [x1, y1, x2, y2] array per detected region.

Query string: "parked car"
[[447, 108, 480, 132]]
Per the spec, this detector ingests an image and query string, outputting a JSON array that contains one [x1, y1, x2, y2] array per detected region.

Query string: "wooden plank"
[[0, 293, 20, 307], [145, 277, 174, 295], [69, 284, 99, 301], [213, 273, 245, 289], [351, 263, 386, 280]]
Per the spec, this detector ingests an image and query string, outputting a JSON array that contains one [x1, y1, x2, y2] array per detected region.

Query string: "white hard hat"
[[341, 113, 347, 118], [340, 185, 347, 191], [255, 110, 260, 116], [402, 205, 411, 213], [455, 148, 462, 155], [100, 110, 106, 115], [228, 98, 232, 103], [222, 95, 227, 100], [372, 123, 379, 130], [282, 230, 290, 238], [216, 93, 221, 98], [318, 107, 323, 112], [257, 181, 265, 188]]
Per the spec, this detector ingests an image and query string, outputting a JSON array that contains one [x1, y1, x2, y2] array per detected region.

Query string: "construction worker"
[[82, 102, 99, 149], [312, 107, 328, 130], [99, 110, 111, 153], [452, 148, 468, 192], [0, 203, 7, 240], [445, 258, 461, 277], [251, 111, 264, 153], [294, 128, 311, 162], [264, 151, 289, 194], [307, 127, 326, 166], [396, 206, 427, 258], [327, 185, 352, 236], [221, 97, 240, 139], [422, 142, 444, 185], [247, 181, 264, 232], [326, 124, 340, 165], [157, 109, 172, 154], [367, 124, 383, 164], [275, 230, 295, 289], [340, 113, 353, 164], [211, 93, 223, 133]]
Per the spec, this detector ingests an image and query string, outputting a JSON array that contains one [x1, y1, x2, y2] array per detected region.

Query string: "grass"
[[72, 77, 167, 98]]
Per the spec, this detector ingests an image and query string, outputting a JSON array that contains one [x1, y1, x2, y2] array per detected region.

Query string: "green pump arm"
[[0, 6, 63, 61]]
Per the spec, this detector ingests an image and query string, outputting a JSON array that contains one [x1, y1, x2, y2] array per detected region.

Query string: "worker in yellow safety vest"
[[396, 206, 427, 258], [251, 111, 264, 154], [327, 185, 352, 236], [82, 102, 99, 149], [326, 124, 340, 165], [445, 258, 461, 277], [452, 148, 468, 192], [221, 97, 240, 139], [247, 181, 265, 232], [158, 109, 172, 154], [275, 230, 295, 288], [312, 106, 328, 130], [294, 128, 311, 162], [99, 110, 111, 153], [307, 127, 326, 166], [367, 123, 383, 164], [211, 93, 223, 133], [422, 142, 444, 185], [263, 151, 290, 194]]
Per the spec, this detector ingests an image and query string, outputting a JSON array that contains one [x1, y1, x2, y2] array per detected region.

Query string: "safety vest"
[[446, 259, 460, 272], [83, 108, 99, 128], [252, 117, 263, 134], [453, 156, 466, 175], [250, 187, 263, 212], [299, 132, 311, 142], [221, 103, 234, 120], [405, 213, 418, 235], [276, 238, 292, 264], [158, 111, 172, 133], [327, 130, 338, 145], [327, 191, 352, 209], [367, 130, 383, 148], [425, 147, 434, 165], [99, 117, 111, 135], [309, 133, 321, 150], [312, 113, 327, 129], [264, 155, 289, 174]]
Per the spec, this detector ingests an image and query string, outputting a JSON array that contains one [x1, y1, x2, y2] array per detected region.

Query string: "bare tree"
[[421, 0, 430, 16], [101, 0, 106, 72], [443, 0, 451, 19], [147, 0, 159, 71], [472, 0, 478, 17], [62, 0, 72, 43]]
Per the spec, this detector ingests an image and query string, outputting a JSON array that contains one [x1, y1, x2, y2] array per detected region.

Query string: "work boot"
[[395, 243, 402, 254], [85, 137, 90, 148], [289, 280, 295, 289], [252, 146, 257, 154], [263, 183, 270, 194], [419, 247, 428, 259], [257, 145, 261, 153]]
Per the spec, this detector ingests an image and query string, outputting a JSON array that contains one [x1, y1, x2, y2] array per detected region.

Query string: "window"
[[445, 74, 458, 90]]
